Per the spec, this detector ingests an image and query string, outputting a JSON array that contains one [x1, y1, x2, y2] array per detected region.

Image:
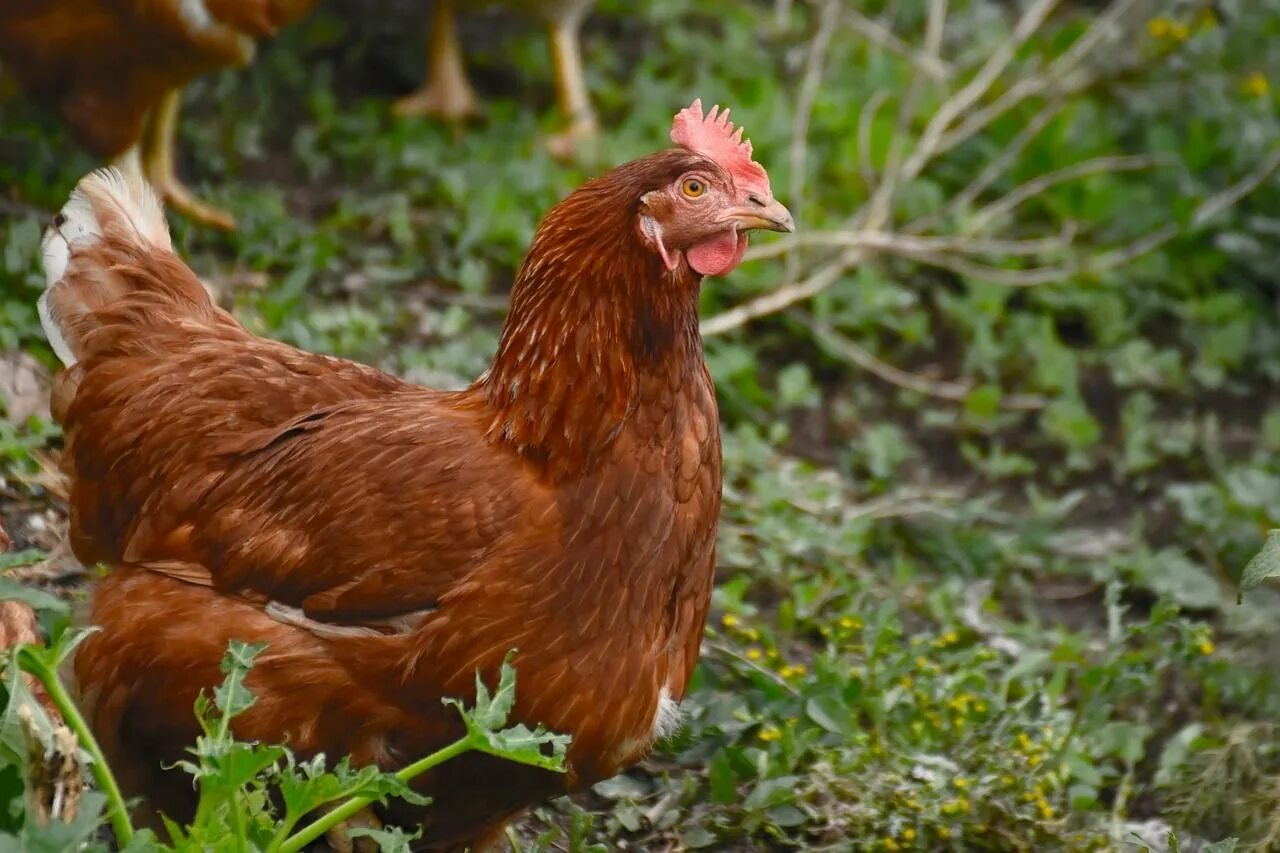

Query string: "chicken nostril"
[[52, 213, 66, 228]]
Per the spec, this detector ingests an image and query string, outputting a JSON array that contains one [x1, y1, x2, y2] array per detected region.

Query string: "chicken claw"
[[138, 90, 236, 231], [393, 0, 480, 122]]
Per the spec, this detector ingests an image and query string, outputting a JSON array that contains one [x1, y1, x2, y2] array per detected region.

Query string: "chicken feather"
[[48, 107, 792, 849]]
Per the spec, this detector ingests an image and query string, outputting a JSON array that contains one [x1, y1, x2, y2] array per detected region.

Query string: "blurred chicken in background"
[[394, 0, 598, 159], [0, 0, 314, 229]]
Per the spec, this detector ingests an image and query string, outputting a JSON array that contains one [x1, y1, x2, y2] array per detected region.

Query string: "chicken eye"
[[681, 178, 706, 198]]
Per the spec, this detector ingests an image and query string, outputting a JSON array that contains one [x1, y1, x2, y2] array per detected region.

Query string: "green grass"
[[3, 0, 1280, 849]]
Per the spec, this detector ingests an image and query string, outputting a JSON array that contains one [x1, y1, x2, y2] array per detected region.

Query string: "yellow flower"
[[937, 826, 951, 840], [901, 828, 916, 842], [1147, 16, 1172, 39], [746, 647, 763, 661], [1038, 800, 1055, 820], [721, 613, 740, 628], [1239, 73, 1269, 98], [1027, 754, 1042, 768], [758, 726, 783, 742], [975, 701, 988, 713], [840, 616, 861, 630], [953, 776, 968, 790], [884, 839, 900, 852], [1168, 21, 1190, 41], [1198, 639, 1217, 656], [743, 628, 761, 642], [915, 656, 930, 670], [899, 676, 914, 689]]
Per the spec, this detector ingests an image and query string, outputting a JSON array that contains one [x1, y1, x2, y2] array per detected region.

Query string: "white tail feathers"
[[39, 168, 172, 366]]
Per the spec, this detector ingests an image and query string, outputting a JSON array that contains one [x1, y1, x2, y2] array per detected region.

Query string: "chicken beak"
[[730, 198, 795, 233]]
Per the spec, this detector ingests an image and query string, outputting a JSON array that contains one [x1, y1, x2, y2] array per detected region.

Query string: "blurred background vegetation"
[[2, 0, 1280, 849]]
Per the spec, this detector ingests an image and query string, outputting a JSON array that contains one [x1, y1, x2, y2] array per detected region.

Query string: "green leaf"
[[0, 579, 66, 617], [964, 384, 1003, 420], [805, 695, 855, 737], [0, 551, 45, 574], [1240, 530, 1280, 602], [214, 640, 267, 722], [348, 824, 423, 853], [708, 749, 737, 805], [0, 791, 109, 853], [442, 653, 570, 773]]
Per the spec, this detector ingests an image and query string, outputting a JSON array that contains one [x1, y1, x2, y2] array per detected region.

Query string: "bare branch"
[[967, 154, 1173, 234], [894, 0, 1061, 187], [786, 0, 842, 283], [933, 0, 1140, 157], [1191, 147, 1280, 227], [916, 98, 1065, 231], [804, 318, 1048, 411], [859, 0, 950, 231], [701, 250, 862, 337], [843, 8, 953, 81], [856, 90, 891, 193], [745, 227, 1077, 261]]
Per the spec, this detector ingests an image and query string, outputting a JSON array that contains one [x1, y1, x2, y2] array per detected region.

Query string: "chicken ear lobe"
[[640, 214, 679, 271]]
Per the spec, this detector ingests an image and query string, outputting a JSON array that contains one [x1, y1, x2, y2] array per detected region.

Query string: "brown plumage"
[[41, 102, 792, 849], [0, 0, 314, 229]]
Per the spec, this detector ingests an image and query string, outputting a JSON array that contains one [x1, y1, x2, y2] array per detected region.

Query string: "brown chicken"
[[395, 0, 597, 159], [0, 0, 314, 229], [42, 100, 791, 849]]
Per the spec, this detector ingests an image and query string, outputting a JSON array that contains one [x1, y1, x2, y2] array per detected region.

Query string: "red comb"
[[670, 98, 771, 197]]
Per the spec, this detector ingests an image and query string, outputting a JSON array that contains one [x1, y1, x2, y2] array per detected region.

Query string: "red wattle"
[[687, 232, 748, 277]]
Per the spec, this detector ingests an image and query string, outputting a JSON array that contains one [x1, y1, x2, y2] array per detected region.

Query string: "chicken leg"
[[138, 89, 236, 231], [543, 7, 598, 162], [393, 0, 480, 121]]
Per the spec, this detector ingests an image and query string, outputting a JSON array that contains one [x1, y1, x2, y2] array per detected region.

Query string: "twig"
[[803, 318, 1048, 411], [916, 98, 1066, 231], [786, 0, 841, 284], [894, 0, 1061, 188], [967, 154, 1172, 234], [856, 90, 891, 192], [935, 0, 1140, 157], [1191, 147, 1280, 227], [746, 227, 1077, 261], [859, 0, 949, 231], [843, 487, 964, 523], [843, 8, 953, 81], [704, 641, 799, 696], [701, 249, 862, 336]]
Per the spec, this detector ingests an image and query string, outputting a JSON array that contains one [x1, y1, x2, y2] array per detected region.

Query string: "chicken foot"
[[543, 9, 598, 162], [393, 0, 480, 122], [134, 89, 236, 231]]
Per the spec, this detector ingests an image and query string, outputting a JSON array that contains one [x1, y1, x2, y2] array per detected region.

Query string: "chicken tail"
[[38, 168, 175, 367]]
